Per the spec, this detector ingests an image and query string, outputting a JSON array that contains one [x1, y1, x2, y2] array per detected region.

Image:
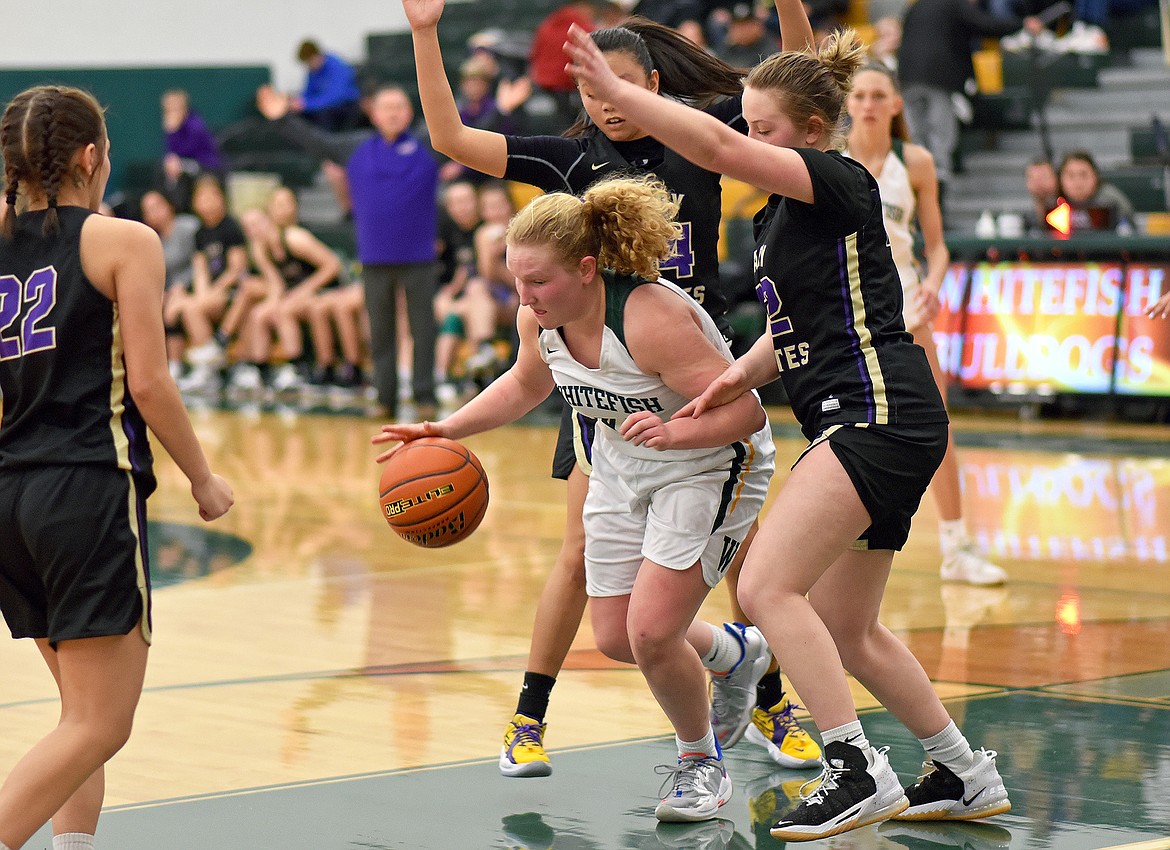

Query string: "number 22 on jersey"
[[0, 266, 58, 360]]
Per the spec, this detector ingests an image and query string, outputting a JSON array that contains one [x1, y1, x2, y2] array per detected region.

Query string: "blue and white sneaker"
[[710, 623, 772, 748], [654, 745, 733, 823]]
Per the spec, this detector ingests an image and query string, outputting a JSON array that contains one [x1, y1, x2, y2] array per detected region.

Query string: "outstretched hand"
[[496, 76, 533, 115], [563, 24, 621, 100], [256, 85, 290, 121], [672, 363, 752, 420], [402, 0, 446, 31], [372, 420, 448, 463], [1147, 291, 1170, 319]]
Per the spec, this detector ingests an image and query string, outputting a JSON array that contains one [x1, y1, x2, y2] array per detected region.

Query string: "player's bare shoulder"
[[80, 214, 165, 299], [903, 141, 939, 183]]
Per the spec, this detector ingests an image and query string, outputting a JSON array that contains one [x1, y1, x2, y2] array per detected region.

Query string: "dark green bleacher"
[[1001, 50, 1109, 90], [1101, 165, 1168, 212]]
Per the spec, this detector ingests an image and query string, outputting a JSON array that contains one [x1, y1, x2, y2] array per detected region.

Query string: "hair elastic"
[[5, 192, 15, 206], [47, 198, 57, 209]]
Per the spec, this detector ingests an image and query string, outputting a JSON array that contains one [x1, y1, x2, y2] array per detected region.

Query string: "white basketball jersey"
[[539, 274, 771, 465], [847, 146, 918, 289], [874, 147, 918, 290]]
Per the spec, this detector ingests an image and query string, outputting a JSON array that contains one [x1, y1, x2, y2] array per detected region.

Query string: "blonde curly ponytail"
[[506, 176, 681, 281]]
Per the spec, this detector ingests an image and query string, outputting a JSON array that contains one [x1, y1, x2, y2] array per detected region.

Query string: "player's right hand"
[[193, 473, 234, 521], [372, 421, 446, 463], [402, 0, 445, 31]]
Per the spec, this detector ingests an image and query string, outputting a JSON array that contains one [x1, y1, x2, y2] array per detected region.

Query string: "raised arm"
[[403, 0, 509, 177], [564, 25, 814, 202], [775, 0, 815, 52]]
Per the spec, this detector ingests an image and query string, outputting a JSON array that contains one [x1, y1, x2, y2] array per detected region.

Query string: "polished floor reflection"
[[2, 408, 1168, 849]]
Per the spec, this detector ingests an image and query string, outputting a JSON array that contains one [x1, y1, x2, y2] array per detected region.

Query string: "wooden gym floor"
[[3, 403, 1169, 849]]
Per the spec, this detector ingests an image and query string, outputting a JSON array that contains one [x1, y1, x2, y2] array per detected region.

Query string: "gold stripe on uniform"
[[843, 233, 889, 424], [572, 413, 593, 476], [108, 305, 152, 644], [106, 303, 131, 472], [124, 471, 152, 646], [727, 440, 755, 517]]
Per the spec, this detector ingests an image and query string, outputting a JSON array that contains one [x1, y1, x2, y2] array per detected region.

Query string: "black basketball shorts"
[[797, 421, 949, 551], [0, 465, 152, 647], [551, 399, 598, 481]]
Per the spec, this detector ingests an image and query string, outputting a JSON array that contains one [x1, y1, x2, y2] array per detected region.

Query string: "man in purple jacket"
[[258, 83, 439, 415]]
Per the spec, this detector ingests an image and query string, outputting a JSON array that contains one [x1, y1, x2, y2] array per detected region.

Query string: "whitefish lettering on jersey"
[[556, 384, 665, 429]]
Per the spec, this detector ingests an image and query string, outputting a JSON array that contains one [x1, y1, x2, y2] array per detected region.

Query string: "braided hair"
[[1, 85, 106, 238]]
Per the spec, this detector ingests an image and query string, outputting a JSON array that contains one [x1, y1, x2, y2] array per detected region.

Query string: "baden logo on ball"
[[378, 437, 490, 548]]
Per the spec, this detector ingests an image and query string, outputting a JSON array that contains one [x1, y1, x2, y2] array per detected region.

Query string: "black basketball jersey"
[[275, 228, 319, 287], [503, 97, 746, 331], [0, 207, 156, 493], [752, 148, 947, 440]]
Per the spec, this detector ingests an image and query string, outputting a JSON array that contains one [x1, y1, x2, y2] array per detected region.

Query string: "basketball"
[[378, 436, 490, 548]]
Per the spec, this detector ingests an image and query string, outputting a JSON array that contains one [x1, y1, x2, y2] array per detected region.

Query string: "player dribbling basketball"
[[374, 175, 774, 823]]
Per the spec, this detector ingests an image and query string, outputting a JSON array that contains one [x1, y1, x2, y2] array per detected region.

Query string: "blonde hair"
[[745, 28, 867, 148], [506, 176, 681, 281]]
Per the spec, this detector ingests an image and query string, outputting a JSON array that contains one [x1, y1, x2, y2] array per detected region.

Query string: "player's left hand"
[[564, 24, 620, 98], [1147, 291, 1170, 319], [619, 411, 674, 450], [372, 421, 446, 463], [916, 287, 941, 326]]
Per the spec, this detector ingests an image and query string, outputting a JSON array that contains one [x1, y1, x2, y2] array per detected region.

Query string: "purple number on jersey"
[[660, 222, 694, 279], [0, 267, 58, 360]]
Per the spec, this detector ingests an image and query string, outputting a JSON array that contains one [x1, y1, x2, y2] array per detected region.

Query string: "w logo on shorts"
[[716, 537, 741, 576]]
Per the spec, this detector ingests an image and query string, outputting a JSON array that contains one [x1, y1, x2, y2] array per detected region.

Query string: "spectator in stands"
[[158, 89, 225, 213], [441, 53, 531, 184], [897, 0, 1042, 209], [257, 83, 440, 416], [461, 182, 521, 381], [714, 3, 779, 66], [1058, 149, 1136, 234], [262, 186, 367, 389], [1023, 156, 1059, 235], [293, 39, 364, 132], [142, 189, 200, 379], [528, 1, 600, 130], [176, 174, 249, 392], [231, 205, 344, 393], [434, 180, 483, 399], [869, 16, 902, 70]]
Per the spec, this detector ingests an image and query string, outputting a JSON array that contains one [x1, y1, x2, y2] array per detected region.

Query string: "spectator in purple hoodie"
[[257, 83, 439, 416], [158, 89, 225, 213]]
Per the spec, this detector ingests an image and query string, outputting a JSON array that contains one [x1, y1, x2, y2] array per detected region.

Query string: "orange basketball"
[[378, 436, 489, 548]]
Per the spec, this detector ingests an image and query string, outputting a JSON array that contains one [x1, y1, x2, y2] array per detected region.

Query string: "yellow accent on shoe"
[[499, 713, 552, 777], [745, 698, 822, 769]]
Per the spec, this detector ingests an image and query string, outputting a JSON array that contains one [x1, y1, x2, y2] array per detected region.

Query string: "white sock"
[[53, 835, 95, 850], [677, 727, 719, 760], [821, 719, 870, 750], [920, 720, 975, 773], [700, 623, 742, 675], [939, 519, 967, 557]]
